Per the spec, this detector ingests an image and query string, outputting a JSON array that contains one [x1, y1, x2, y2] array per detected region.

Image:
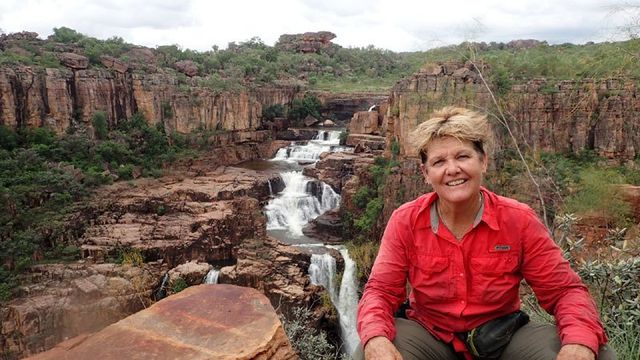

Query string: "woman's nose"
[[445, 160, 460, 175]]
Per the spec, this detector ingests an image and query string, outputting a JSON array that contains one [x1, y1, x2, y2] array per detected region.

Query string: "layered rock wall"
[[0, 65, 298, 135], [386, 63, 640, 160]]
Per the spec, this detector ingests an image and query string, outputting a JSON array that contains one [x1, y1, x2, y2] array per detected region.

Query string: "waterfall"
[[309, 246, 360, 356], [265, 130, 344, 237], [265, 172, 340, 236], [204, 269, 219, 284], [267, 129, 359, 354]]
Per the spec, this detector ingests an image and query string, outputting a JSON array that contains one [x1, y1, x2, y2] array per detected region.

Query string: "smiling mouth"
[[446, 179, 467, 186]]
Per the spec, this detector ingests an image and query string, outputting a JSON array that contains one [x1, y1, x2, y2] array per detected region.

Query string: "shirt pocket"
[[409, 255, 453, 302], [470, 256, 520, 303]]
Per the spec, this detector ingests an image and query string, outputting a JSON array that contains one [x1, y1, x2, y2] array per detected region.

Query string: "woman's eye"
[[432, 160, 443, 166], [458, 154, 469, 159]]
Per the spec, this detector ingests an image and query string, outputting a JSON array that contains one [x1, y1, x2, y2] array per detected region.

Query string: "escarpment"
[[0, 65, 298, 134]]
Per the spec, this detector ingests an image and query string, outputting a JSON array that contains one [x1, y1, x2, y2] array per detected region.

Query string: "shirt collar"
[[415, 187, 500, 232]]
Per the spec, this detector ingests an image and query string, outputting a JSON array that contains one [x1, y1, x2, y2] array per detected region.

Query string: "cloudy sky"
[[1, 0, 638, 52]]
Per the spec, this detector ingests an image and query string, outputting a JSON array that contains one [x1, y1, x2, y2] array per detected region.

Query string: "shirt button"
[[460, 300, 465, 304], [459, 273, 464, 277]]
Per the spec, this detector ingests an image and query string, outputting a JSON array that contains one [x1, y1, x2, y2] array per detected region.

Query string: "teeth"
[[447, 179, 466, 186]]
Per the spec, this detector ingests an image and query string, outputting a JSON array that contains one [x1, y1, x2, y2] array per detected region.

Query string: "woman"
[[356, 107, 615, 360]]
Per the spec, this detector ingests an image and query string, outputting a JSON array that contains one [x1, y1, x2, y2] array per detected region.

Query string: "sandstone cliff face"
[[0, 65, 298, 134], [386, 63, 640, 160]]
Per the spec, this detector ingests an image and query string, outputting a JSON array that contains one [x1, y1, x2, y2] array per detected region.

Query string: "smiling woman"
[[354, 107, 615, 360]]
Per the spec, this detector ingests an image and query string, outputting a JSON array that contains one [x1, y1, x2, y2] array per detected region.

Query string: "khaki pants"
[[353, 318, 616, 360]]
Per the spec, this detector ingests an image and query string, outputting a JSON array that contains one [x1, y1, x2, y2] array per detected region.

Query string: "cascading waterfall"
[[204, 269, 220, 284], [309, 246, 360, 356], [265, 130, 344, 237], [265, 172, 340, 236], [267, 129, 359, 355]]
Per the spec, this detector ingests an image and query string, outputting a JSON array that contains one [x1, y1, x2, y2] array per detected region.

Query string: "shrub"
[[171, 277, 188, 293], [288, 95, 322, 126], [95, 141, 133, 165], [116, 164, 135, 180], [50, 27, 86, 43], [0, 125, 18, 150], [262, 104, 285, 120], [91, 111, 109, 140], [120, 248, 144, 267], [338, 130, 348, 146], [280, 306, 337, 359], [354, 197, 384, 233], [563, 167, 631, 227]]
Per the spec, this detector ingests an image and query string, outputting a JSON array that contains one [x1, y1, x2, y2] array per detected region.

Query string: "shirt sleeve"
[[520, 209, 607, 354], [356, 209, 410, 347]]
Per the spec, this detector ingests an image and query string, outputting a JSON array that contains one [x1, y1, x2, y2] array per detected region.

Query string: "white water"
[[267, 130, 359, 355], [309, 246, 360, 355], [265, 130, 344, 236], [204, 268, 220, 284]]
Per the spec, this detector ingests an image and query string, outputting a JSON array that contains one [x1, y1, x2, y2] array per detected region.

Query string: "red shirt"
[[357, 188, 607, 357]]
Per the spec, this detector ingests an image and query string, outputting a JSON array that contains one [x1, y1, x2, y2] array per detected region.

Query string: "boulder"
[[276, 31, 336, 53], [100, 55, 129, 73], [304, 114, 321, 127], [27, 285, 297, 360], [323, 119, 336, 127], [346, 134, 386, 151], [349, 111, 380, 135], [174, 60, 198, 77], [58, 52, 89, 69], [220, 237, 319, 312], [167, 260, 212, 288], [303, 209, 343, 243]]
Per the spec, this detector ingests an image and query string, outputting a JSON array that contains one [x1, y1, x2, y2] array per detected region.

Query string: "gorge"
[[2, 30, 640, 359]]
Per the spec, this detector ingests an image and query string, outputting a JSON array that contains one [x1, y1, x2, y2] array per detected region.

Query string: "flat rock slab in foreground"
[[28, 284, 297, 360]]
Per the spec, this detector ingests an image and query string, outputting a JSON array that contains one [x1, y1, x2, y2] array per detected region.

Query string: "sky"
[[1, 0, 639, 52]]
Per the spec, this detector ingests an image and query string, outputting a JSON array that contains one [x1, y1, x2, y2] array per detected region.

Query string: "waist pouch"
[[463, 310, 530, 359]]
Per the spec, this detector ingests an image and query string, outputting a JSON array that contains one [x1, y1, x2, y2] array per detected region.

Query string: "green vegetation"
[[563, 167, 631, 227], [171, 277, 188, 293], [288, 95, 322, 126], [280, 306, 340, 359], [0, 113, 192, 301]]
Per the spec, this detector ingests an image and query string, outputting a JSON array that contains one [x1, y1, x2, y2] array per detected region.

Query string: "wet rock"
[[303, 209, 343, 243], [275, 128, 318, 141], [27, 285, 297, 360], [167, 261, 212, 289], [220, 237, 320, 313]]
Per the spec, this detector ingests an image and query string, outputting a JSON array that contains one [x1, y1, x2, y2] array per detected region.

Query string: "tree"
[[50, 27, 86, 43], [91, 111, 109, 140]]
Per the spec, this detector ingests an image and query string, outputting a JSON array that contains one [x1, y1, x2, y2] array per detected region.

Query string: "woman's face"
[[420, 136, 487, 206]]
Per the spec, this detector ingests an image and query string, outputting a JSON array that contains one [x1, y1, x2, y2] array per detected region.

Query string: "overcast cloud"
[[0, 0, 637, 51]]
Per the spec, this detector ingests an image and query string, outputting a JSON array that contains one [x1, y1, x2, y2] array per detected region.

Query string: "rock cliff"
[[0, 64, 298, 134], [386, 62, 640, 160]]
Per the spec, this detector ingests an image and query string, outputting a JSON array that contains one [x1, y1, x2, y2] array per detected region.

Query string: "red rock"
[[57, 52, 89, 69], [349, 110, 380, 135], [27, 285, 297, 360], [174, 60, 198, 77], [100, 55, 128, 73]]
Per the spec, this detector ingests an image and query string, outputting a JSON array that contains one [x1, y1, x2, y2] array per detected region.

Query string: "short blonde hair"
[[410, 106, 493, 163]]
